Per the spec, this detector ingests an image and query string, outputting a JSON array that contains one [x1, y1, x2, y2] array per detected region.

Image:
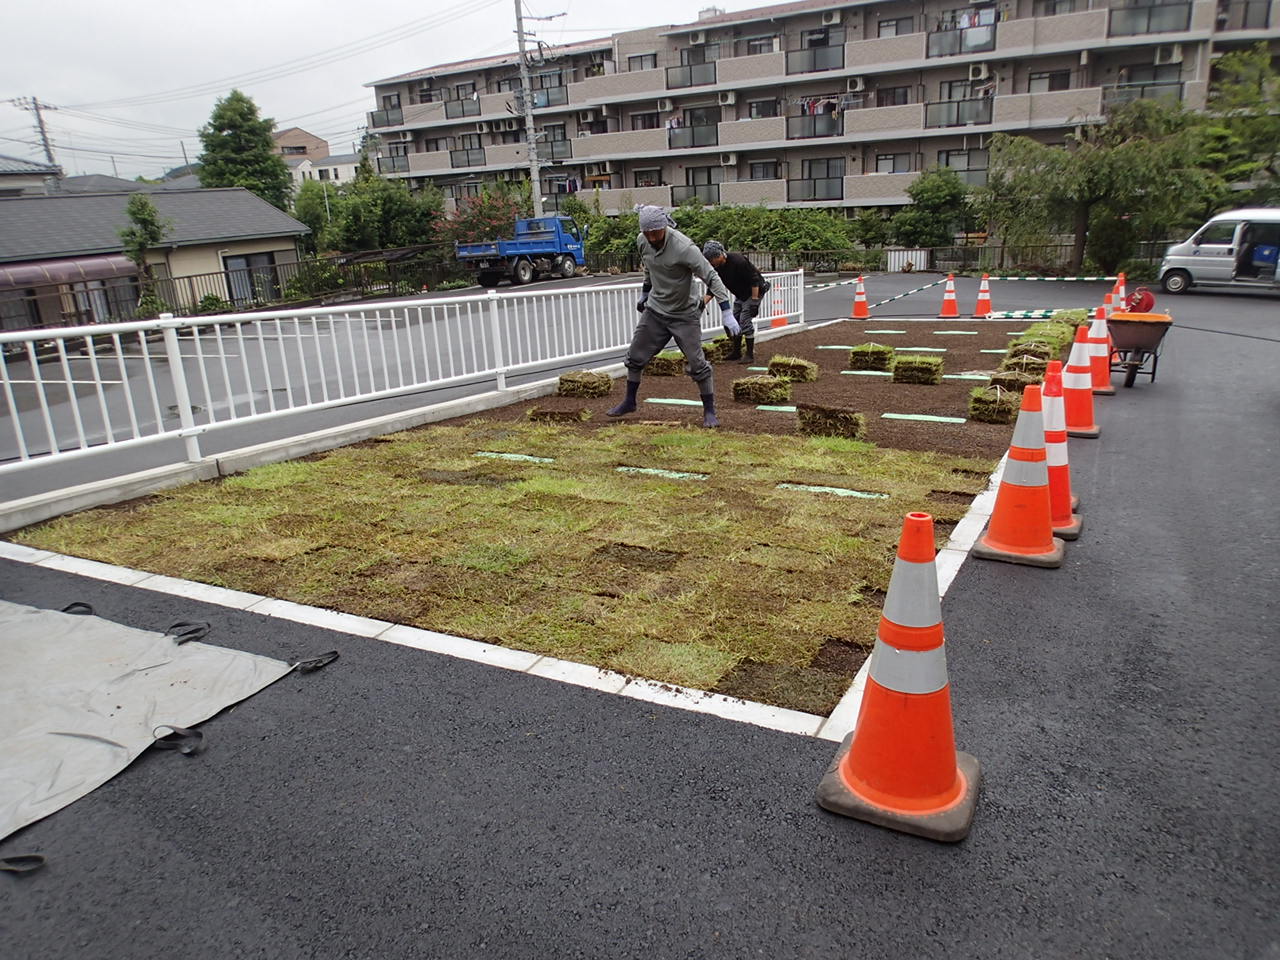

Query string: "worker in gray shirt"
[[607, 206, 736, 428]]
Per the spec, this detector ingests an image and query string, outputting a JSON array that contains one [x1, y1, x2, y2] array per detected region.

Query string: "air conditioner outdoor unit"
[[847, 76, 866, 93], [475, 121, 491, 133], [689, 30, 707, 45], [718, 90, 736, 105], [504, 118, 520, 131], [579, 110, 596, 123], [387, 131, 412, 142], [968, 63, 991, 81], [821, 9, 842, 25], [658, 97, 675, 112], [1154, 43, 1183, 66], [719, 152, 737, 166]]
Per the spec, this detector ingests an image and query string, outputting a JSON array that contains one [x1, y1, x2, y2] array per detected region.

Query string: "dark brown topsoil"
[[445, 320, 1028, 457]]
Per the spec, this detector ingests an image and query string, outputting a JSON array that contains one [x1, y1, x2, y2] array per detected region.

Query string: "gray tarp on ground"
[[0, 599, 292, 842]]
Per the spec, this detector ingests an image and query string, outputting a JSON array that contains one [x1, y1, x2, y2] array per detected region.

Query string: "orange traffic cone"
[[972, 384, 1065, 567], [816, 511, 981, 842], [1063, 326, 1100, 438], [938, 274, 959, 318], [1093, 303, 1106, 321], [850, 276, 870, 319], [1086, 309, 1115, 396], [1115, 272, 1127, 307], [1102, 291, 1115, 320], [1042, 361, 1082, 540], [971, 274, 993, 318], [770, 293, 787, 328]]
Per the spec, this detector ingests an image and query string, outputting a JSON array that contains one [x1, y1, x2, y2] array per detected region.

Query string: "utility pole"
[[513, 4, 565, 217], [9, 96, 58, 167], [180, 140, 190, 168]]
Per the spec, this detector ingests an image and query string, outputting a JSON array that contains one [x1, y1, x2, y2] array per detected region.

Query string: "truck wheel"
[[478, 272, 501, 288], [555, 254, 576, 279], [1160, 269, 1191, 294], [512, 260, 534, 285]]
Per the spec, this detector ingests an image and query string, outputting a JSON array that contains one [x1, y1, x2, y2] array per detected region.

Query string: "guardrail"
[[0, 272, 805, 475]]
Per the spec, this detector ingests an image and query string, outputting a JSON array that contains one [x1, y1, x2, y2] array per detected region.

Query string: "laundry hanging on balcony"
[[793, 95, 842, 117]]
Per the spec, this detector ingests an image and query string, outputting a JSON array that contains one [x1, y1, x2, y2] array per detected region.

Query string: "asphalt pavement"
[[1, 285, 1277, 959]]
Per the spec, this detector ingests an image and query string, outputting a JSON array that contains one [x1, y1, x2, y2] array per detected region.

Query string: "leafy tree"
[[198, 89, 293, 210], [293, 179, 345, 254], [118, 193, 170, 302], [1205, 42, 1280, 206], [446, 186, 530, 246], [850, 208, 891, 249], [332, 158, 445, 253], [889, 167, 969, 247]]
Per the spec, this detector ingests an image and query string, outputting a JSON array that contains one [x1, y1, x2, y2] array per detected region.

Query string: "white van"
[[1158, 208, 1280, 294]]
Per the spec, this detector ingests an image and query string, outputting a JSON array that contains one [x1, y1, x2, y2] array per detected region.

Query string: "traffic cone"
[[972, 384, 1066, 568], [938, 274, 959, 318], [850, 276, 870, 319], [1093, 303, 1106, 321], [1042, 362, 1082, 540], [1086, 310, 1115, 396], [816, 512, 980, 842], [971, 274, 993, 318], [1115, 272, 1127, 307], [1063, 326, 1100, 438], [1102, 291, 1114, 320], [770, 293, 787, 328]]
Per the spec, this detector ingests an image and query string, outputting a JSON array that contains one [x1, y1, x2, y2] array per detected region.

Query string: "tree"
[[293, 179, 344, 254], [446, 185, 530, 246], [198, 89, 293, 210], [118, 193, 170, 308], [329, 158, 445, 253], [850, 208, 891, 249], [1205, 42, 1280, 206], [889, 167, 970, 248]]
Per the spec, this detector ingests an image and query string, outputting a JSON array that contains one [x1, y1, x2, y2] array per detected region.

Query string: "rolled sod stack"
[[891, 355, 944, 385], [732, 375, 792, 405], [797, 403, 866, 440], [767, 355, 819, 382], [848, 343, 895, 372], [557, 371, 612, 398]]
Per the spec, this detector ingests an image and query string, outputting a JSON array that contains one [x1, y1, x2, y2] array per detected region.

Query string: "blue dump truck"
[[455, 216, 588, 288]]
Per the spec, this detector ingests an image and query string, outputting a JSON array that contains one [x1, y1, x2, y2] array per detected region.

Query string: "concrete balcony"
[[407, 151, 451, 173], [574, 128, 667, 159], [995, 9, 1108, 50], [403, 102, 445, 126], [720, 179, 786, 206], [568, 69, 665, 103], [484, 143, 527, 166], [993, 88, 1104, 127], [589, 184, 672, 215], [843, 33, 926, 69], [479, 91, 510, 116], [843, 173, 920, 205], [718, 117, 785, 146], [844, 103, 924, 137], [717, 52, 785, 84]]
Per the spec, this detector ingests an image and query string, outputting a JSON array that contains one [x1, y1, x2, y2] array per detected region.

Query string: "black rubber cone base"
[[971, 535, 1065, 568], [1066, 425, 1100, 438], [816, 731, 981, 843], [1052, 514, 1083, 541], [1093, 386, 1116, 396]]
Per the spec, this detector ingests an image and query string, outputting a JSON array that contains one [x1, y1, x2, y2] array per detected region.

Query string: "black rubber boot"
[[740, 338, 755, 363], [607, 379, 640, 417], [701, 392, 719, 428], [725, 333, 742, 361]]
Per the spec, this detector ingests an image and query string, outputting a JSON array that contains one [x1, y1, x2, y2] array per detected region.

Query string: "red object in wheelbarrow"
[[1108, 312, 1173, 388]]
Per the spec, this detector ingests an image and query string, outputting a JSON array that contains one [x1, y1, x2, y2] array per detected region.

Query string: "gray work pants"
[[623, 305, 713, 390]]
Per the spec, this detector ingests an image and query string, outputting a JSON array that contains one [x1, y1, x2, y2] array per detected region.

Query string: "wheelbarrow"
[[1108, 311, 1173, 388]]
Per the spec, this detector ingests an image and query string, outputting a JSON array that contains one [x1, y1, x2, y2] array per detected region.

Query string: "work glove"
[[720, 303, 740, 337], [636, 296, 648, 314]]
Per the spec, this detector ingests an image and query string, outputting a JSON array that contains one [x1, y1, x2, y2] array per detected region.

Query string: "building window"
[[941, 79, 976, 100], [686, 166, 723, 186], [1029, 70, 1071, 92], [382, 93, 401, 110], [938, 148, 989, 184], [745, 36, 776, 55], [749, 161, 779, 180], [633, 168, 662, 187], [680, 44, 720, 65], [497, 77, 521, 93], [499, 129, 524, 144], [388, 143, 408, 157], [876, 153, 912, 173], [879, 17, 913, 37], [424, 138, 447, 153], [281, 145, 306, 155], [418, 87, 446, 103], [459, 133, 481, 150], [1122, 63, 1181, 84], [631, 111, 660, 130], [748, 99, 779, 118], [318, 169, 330, 181], [628, 53, 657, 71], [876, 86, 912, 107], [455, 81, 476, 99], [534, 71, 563, 89], [542, 123, 566, 142], [802, 27, 845, 47], [802, 157, 845, 178], [684, 105, 721, 127]]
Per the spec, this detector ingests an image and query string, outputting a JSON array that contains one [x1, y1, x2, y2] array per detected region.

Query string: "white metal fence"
[[0, 272, 805, 476]]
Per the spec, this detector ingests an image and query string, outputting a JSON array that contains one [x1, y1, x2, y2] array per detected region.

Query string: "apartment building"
[[366, 0, 1279, 215]]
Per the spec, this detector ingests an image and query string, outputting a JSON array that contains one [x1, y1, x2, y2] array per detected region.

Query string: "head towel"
[[636, 205, 675, 231], [702, 240, 725, 260]]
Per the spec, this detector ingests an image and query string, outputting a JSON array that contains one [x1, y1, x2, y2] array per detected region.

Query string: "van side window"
[[1199, 221, 1239, 244]]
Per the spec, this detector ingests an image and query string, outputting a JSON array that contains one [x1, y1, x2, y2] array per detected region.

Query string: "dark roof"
[[33, 174, 148, 194], [319, 153, 362, 165], [0, 153, 61, 176], [151, 174, 203, 190], [0, 188, 309, 264], [370, 37, 613, 85]]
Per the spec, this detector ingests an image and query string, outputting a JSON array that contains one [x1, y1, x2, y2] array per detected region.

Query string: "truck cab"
[[455, 216, 587, 287]]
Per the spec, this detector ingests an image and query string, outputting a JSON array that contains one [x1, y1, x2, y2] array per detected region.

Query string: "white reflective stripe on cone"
[[1011, 407, 1046, 449], [1046, 442, 1068, 467], [868, 637, 949, 695], [1002, 455, 1049, 487], [882, 557, 941, 628], [1068, 343, 1091, 367], [1063, 371, 1093, 389], [1089, 341, 1109, 356], [1043, 396, 1066, 431]]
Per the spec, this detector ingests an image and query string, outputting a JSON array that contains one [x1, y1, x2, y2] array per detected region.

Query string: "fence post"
[[488, 291, 506, 391], [797, 269, 805, 325], [160, 314, 202, 463]]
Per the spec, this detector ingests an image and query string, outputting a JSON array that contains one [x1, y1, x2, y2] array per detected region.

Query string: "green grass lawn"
[[12, 421, 995, 714]]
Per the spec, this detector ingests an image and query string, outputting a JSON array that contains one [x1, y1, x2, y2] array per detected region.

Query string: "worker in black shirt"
[[702, 241, 770, 363]]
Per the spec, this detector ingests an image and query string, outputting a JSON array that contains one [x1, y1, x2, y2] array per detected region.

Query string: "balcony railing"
[[671, 184, 720, 204], [369, 107, 404, 127], [787, 177, 843, 201], [1102, 81, 1185, 109], [668, 124, 719, 149], [949, 169, 989, 187], [926, 24, 997, 57], [1216, 0, 1270, 29], [445, 99, 481, 119], [377, 155, 409, 174], [785, 46, 844, 74], [517, 86, 570, 110], [1108, 2, 1192, 36], [924, 98, 993, 128], [541, 139, 572, 160], [450, 148, 486, 168], [786, 114, 841, 139], [666, 63, 717, 89]]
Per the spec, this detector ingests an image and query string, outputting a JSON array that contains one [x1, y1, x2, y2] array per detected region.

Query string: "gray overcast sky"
[[0, 0, 743, 181]]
